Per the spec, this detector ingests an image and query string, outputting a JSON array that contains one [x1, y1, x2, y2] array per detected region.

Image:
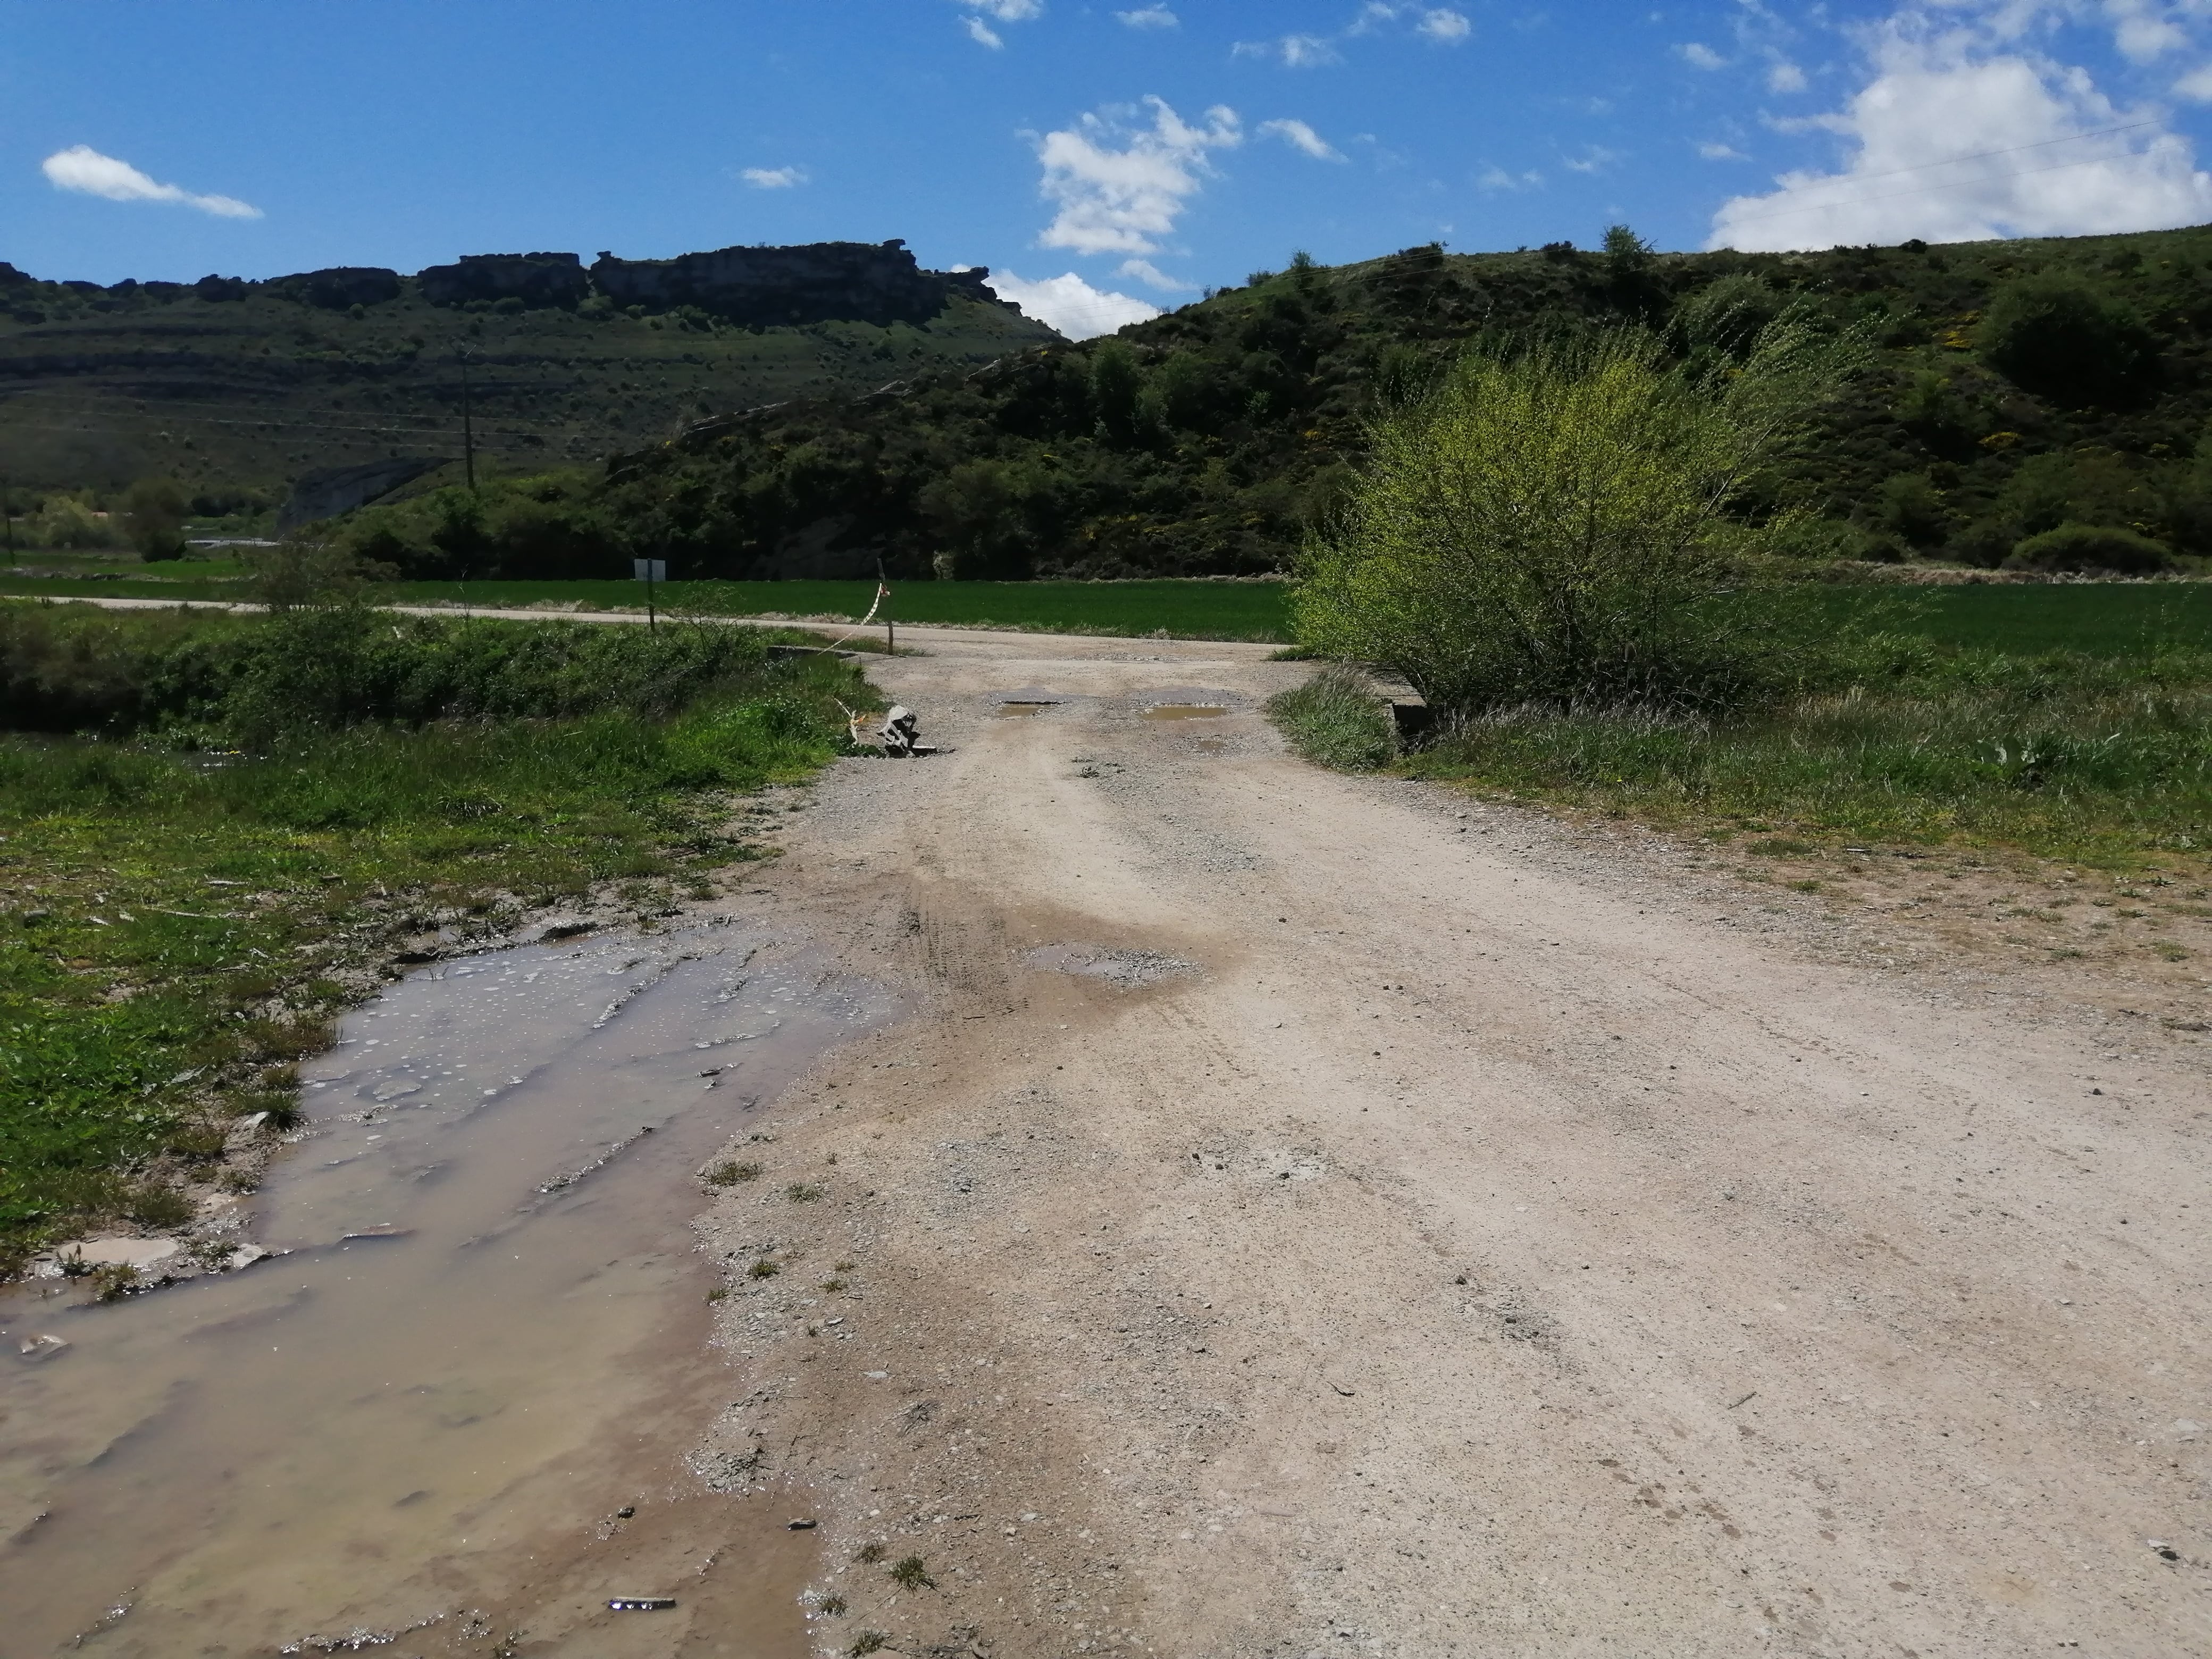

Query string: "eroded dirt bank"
[[697, 631, 2209, 1657]]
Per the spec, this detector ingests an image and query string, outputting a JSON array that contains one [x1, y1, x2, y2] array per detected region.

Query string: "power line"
[[1722, 144, 2171, 225]]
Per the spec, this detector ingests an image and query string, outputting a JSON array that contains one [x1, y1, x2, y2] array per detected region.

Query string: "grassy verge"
[[1275, 620, 2212, 875], [0, 603, 876, 1275], [1269, 665, 1399, 770]]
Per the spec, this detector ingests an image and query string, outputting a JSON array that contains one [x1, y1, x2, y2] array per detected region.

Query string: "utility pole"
[[459, 350, 477, 491]]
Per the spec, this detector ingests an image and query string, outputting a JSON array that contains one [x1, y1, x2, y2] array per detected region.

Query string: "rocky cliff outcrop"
[[408, 239, 1021, 327], [416, 252, 590, 309], [274, 267, 405, 310], [590, 239, 969, 325], [4, 243, 1026, 329]]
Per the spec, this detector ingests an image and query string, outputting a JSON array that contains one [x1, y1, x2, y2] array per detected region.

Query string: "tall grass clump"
[[1294, 317, 1864, 717], [1268, 664, 1397, 770]]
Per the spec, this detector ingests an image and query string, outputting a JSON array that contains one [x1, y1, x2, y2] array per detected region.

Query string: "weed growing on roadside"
[[847, 1633, 887, 1657], [853, 1542, 886, 1564], [820, 1594, 848, 1616], [888, 1555, 934, 1590], [785, 1182, 825, 1203], [706, 1160, 762, 1185], [748, 1258, 781, 1279]]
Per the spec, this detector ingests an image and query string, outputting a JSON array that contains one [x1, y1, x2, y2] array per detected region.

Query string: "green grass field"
[[1272, 588, 2212, 871], [2, 567, 2208, 651]]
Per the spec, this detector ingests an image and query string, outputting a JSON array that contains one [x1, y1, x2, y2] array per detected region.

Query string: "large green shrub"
[[1978, 275, 2157, 403], [1293, 318, 1862, 715], [2002, 522, 2174, 574]]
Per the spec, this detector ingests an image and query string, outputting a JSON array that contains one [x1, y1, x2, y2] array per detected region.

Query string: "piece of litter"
[[609, 1596, 677, 1611]]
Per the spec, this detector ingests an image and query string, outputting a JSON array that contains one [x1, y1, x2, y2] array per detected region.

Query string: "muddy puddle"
[[0, 919, 890, 1657], [992, 701, 1059, 718], [1140, 703, 1227, 721]]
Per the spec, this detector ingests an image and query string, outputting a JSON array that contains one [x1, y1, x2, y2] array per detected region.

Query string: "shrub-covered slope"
[[560, 227, 2212, 582], [0, 253, 1056, 504]]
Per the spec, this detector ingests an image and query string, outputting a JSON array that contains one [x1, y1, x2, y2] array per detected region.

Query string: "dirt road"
[[670, 630, 2210, 1658]]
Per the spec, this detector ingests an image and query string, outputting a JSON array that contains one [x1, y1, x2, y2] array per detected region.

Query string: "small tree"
[[1294, 317, 1861, 716], [245, 532, 392, 613], [121, 476, 190, 560]]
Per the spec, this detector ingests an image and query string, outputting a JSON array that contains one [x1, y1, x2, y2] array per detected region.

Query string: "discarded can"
[[609, 1597, 677, 1611]]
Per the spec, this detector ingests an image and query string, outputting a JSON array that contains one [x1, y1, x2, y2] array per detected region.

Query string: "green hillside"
[[563, 225, 2212, 582], [0, 260, 1057, 509], [13, 224, 2212, 582]]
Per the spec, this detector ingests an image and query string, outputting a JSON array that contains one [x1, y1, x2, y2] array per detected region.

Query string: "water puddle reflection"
[[1141, 704, 1227, 721], [0, 919, 890, 1656]]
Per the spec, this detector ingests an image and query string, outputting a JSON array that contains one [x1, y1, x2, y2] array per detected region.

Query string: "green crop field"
[[1, 565, 2207, 652]]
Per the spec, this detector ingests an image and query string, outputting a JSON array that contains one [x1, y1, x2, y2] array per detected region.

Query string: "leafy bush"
[[2002, 522, 2174, 574], [1978, 275, 2157, 403], [30, 493, 120, 551], [1294, 319, 1863, 715], [334, 472, 618, 580]]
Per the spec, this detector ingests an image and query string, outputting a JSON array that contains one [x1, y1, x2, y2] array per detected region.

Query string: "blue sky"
[[6, 1, 2212, 336]]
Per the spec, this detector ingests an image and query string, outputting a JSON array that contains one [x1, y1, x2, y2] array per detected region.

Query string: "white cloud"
[[1698, 141, 1750, 160], [741, 165, 808, 189], [986, 270, 1160, 338], [1259, 117, 1346, 161], [1680, 41, 1729, 70], [1118, 257, 1199, 291], [1477, 164, 1543, 190], [1709, 30, 2212, 252], [1417, 9, 1472, 41], [1117, 5, 1178, 27], [1767, 58, 1808, 92], [40, 145, 261, 218], [2106, 0, 2188, 63], [956, 0, 1039, 46], [1033, 96, 1242, 255], [1562, 144, 1622, 173], [2178, 61, 2212, 100], [1235, 32, 1343, 66]]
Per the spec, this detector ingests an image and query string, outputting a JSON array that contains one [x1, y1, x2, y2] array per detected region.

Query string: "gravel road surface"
[[684, 629, 2209, 1658]]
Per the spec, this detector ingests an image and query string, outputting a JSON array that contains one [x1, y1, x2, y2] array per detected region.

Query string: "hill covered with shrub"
[[0, 241, 1056, 509], [359, 223, 2210, 584]]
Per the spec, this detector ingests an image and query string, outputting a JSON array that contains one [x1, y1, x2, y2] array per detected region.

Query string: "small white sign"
[[632, 558, 667, 582]]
